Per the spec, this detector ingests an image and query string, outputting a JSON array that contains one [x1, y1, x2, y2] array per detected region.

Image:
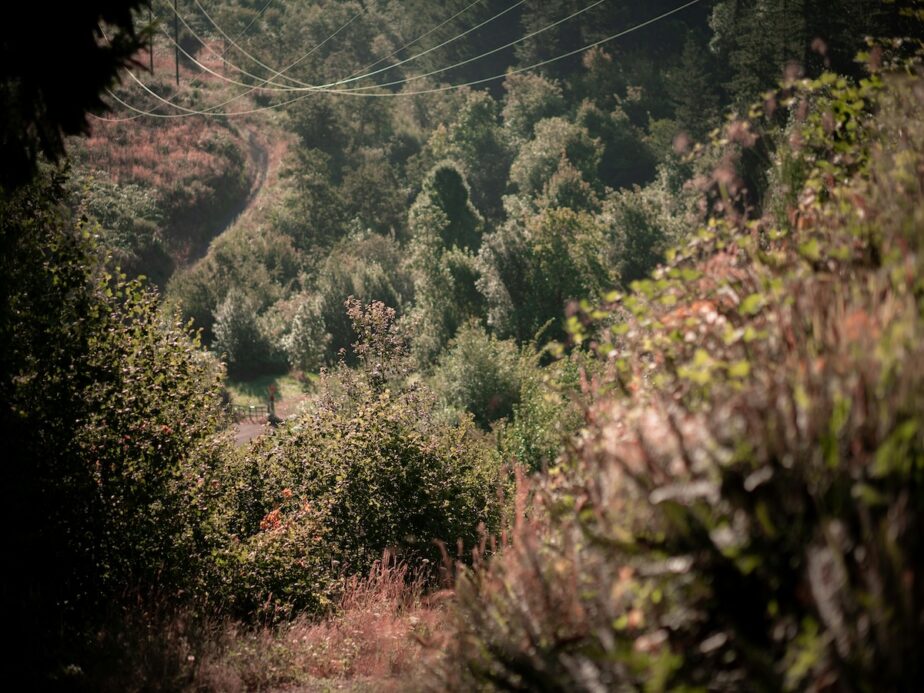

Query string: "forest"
[[1, 0, 923, 690]]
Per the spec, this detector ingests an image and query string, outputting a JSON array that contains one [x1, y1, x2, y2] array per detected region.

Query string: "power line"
[[131, 0, 529, 116], [192, 0, 330, 88], [94, 0, 490, 119], [157, 0, 585, 96], [333, 0, 604, 94], [99, 0, 705, 119], [316, 0, 527, 90], [343, 0, 487, 82], [183, 0, 527, 93]]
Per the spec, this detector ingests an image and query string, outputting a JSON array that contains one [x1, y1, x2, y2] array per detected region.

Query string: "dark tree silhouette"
[[0, 1, 146, 189]]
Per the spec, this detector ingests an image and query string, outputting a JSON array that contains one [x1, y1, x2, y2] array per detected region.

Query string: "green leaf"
[[798, 238, 822, 262], [740, 294, 764, 316], [727, 361, 751, 379]]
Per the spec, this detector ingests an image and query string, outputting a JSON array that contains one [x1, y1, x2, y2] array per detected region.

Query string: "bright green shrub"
[[68, 169, 172, 285], [509, 116, 602, 198], [477, 206, 615, 343], [432, 322, 522, 430], [281, 294, 329, 374], [414, 90, 513, 221], [165, 225, 299, 343], [212, 289, 286, 378], [502, 72, 566, 142], [314, 230, 413, 362], [498, 353, 588, 473]]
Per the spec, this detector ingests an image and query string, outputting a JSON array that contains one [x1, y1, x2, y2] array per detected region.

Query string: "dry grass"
[[79, 117, 245, 193], [190, 555, 451, 692]]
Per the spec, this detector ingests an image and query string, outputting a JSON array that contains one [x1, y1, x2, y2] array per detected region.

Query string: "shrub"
[[409, 161, 484, 252], [67, 168, 173, 285], [212, 289, 286, 378], [406, 165, 488, 365], [600, 173, 688, 286], [477, 206, 615, 343], [498, 352, 589, 473], [2, 170, 230, 679], [165, 225, 299, 343], [212, 301, 503, 619], [414, 91, 513, 221], [577, 101, 658, 190], [508, 116, 602, 198], [315, 231, 413, 362], [281, 294, 330, 374], [502, 72, 566, 142], [432, 322, 522, 430]]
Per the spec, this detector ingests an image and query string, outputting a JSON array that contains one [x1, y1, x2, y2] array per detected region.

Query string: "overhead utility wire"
[[343, 0, 487, 81], [191, 0, 306, 86], [103, 0, 704, 119], [125, 0, 370, 118], [183, 0, 603, 95], [93, 0, 486, 120], [328, 0, 605, 93], [97, 0, 488, 119], [112, 0, 590, 117], [159, 0, 594, 96], [183, 0, 526, 92]]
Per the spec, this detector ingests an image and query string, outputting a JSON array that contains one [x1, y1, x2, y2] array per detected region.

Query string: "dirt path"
[[234, 420, 269, 446], [226, 123, 292, 237], [232, 388, 311, 447], [215, 123, 297, 449]]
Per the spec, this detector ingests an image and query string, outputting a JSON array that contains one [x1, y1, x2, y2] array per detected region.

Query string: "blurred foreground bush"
[[443, 52, 924, 692]]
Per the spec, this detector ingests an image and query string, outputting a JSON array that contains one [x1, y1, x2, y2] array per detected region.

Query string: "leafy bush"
[[600, 173, 688, 286], [281, 294, 330, 374], [212, 301, 503, 619], [1, 170, 230, 678], [577, 101, 658, 190], [274, 148, 346, 252], [409, 161, 484, 252], [508, 116, 602, 198], [406, 164, 488, 365], [314, 231, 414, 362], [498, 352, 589, 473], [68, 169, 173, 285], [212, 289, 286, 378], [432, 322, 523, 430], [414, 91, 513, 221], [477, 205, 615, 343], [502, 72, 567, 142], [166, 224, 300, 343]]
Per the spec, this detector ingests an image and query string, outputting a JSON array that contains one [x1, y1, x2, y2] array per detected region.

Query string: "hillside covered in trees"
[[2, 1, 923, 690]]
